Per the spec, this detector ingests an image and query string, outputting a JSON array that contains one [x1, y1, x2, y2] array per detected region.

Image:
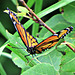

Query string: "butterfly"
[[7, 8, 73, 55]]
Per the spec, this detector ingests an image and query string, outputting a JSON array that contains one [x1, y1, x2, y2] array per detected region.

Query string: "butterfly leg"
[[32, 54, 38, 59], [34, 54, 38, 59], [24, 54, 30, 62]]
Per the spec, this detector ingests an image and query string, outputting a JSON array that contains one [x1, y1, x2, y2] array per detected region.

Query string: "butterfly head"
[[27, 47, 36, 54]]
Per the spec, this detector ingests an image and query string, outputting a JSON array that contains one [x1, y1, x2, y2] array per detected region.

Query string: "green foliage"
[[0, 0, 75, 75], [63, 2, 75, 23], [21, 63, 58, 75], [32, 0, 43, 37], [61, 51, 75, 72], [0, 63, 7, 75]]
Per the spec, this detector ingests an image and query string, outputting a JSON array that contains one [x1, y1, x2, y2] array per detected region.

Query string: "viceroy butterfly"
[[7, 8, 73, 55]]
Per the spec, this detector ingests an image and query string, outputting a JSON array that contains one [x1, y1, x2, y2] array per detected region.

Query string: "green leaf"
[[37, 50, 62, 71], [60, 51, 75, 72], [32, 0, 43, 36], [0, 22, 8, 39], [63, 2, 75, 23], [39, 14, 73, 37], [11, 52, 30, 70], [60, 71, 74, 75], [21, 63, 59, 75], [0, 44, 7, 56], [0, 63, 7, 75], [17, 6, 31, 18], [11, 0, 18, 5], [37, 0, 75, 18], [27, 0, 35, 8], [0, 0, 17, 39], [17, 6, 29, 13]]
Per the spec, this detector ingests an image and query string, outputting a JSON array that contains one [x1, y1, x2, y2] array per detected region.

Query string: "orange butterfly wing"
[[34, 35, 59, 53], [7, 8, 38, 48], [16, 23, 38, 47], [34, 27, 73, 53]]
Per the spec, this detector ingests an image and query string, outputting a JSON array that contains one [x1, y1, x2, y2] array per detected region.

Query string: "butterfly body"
[[7, 8, 73, 55]]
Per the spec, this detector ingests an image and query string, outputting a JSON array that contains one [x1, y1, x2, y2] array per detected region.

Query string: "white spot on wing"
[[10, 15, 12, 19], [13, 21, 16, 25], [54, 34, 58, 36], [66, 28, 70, 31]]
